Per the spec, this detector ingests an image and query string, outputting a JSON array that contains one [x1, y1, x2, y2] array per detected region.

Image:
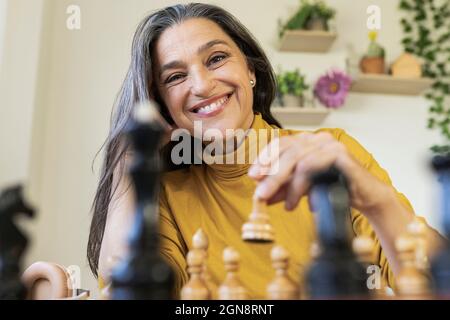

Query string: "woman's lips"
[[190, 93, 232, 118]]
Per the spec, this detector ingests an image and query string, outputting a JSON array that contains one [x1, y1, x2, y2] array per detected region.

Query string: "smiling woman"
[[154, 18, 256, 135], [88, 3, 444, 299]]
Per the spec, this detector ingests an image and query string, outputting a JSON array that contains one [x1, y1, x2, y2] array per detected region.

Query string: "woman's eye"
[[166, 74, 185, 84], [208, 54, 227, 66]]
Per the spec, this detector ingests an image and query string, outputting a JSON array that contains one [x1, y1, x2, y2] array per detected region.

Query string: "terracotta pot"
[[360, 56, 385, 74], [282, 94, 304, 107]]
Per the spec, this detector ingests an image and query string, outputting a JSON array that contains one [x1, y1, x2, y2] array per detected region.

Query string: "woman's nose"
[[189, 68, 216, 97]]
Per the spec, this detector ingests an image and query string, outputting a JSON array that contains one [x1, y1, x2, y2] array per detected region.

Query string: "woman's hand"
[[248, 132, 394, 218]]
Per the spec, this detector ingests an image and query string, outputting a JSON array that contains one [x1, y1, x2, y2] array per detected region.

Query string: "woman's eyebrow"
[[196, 39, 229, 54], [159, 39, 230, 78]]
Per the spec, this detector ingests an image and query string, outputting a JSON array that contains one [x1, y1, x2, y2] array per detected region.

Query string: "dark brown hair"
[[88, 3, 281, 277]]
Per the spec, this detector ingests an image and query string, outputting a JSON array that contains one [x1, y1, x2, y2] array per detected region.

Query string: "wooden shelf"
[[350, 74, 433, 95], [272, 107, 331, 126], [279, 30, 337, 53]]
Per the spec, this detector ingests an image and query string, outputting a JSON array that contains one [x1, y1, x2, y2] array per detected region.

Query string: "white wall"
[[0, 0, 45, 187], [0, 0, 7, 70], [0, 0, 445, 296]]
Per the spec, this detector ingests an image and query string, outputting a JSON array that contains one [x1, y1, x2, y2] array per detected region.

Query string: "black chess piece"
[[0, 185, 35, 300], [110, 102, 175, 299], [430, 154, 450, 296], [305, 167, 369, 299]]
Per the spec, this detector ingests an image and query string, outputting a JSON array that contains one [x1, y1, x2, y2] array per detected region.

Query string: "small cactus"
[[366, 31, 385, 58]]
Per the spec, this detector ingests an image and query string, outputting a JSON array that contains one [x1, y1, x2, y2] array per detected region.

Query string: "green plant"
[[399, 0, 450, 154], [278, 0, 336, 38], [277, 69, 309, 96], [366, 31, 385, 58]]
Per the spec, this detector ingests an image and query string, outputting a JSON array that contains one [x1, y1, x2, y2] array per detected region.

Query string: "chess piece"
[[21, 261, 74, 299], [242, 195, 274, 243], [395, 235, 430, 298], [218, 247, 248, 299], [100, 283, 111, 300], [430, 154, 450, 296], [352, 235, 376, 267], [0, 185, 35, 300], [181, 249, 210, 300], [309, 242, 321, 260], [352, 235, 389, 298], [406, 217, 429, 272], [110, 101, 175, 299], [192, 229, 217, 299], [305, 167, 369, 299], [266, 245, 299, 300]]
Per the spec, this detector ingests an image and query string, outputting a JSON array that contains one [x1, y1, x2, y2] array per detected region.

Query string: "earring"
[[250, 80, 255, 87]]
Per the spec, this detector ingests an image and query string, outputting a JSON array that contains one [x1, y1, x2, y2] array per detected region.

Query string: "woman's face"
[[153, 18, 255, 138]]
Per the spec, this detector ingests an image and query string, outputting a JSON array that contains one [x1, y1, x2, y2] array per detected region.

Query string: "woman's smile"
[[189, 92, 233, 118]]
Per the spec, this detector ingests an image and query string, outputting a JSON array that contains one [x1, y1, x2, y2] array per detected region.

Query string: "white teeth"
[[195, 96, 229, 114]]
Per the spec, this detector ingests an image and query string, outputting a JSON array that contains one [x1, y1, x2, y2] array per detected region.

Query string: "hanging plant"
[[399, 0, 450, 154]]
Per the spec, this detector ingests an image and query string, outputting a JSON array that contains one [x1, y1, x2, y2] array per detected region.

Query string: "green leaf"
[[402, 38, 413, 45], [399, 0, 413, 10]]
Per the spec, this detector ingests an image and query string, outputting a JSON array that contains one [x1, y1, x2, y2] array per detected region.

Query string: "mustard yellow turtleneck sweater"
[[158, 113, 414, 299]]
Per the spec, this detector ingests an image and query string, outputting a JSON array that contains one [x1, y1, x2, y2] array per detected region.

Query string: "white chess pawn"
[[193, 229, 217, 299], [218, 247, 248, 300], [266, 245, 299, 300], [180, 249, 211, 300]]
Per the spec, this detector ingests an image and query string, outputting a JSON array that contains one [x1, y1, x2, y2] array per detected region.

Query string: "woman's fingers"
[[284, 166, 310, 211], [266, 182, 290, 205], [296, 142, 342, 176], [283, 140, 339, 210], [254, 146, 308, 199], [248, 136, 296, 179], [283, 142, 350, 210], [249, 130, 387, 215], [253, 132, 336, 200]]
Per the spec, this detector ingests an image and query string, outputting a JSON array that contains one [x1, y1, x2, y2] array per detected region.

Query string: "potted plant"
[[360, 31, 386, 74], [276, 69, 309, 107], [279, 0, 336, 37]]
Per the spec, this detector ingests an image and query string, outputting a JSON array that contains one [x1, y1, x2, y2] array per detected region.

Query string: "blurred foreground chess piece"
[[181, 249, 210, 300], [266, 245, 299, 300], [110, 101, 175, 299], [352, 235, 388, 299], [193, 229, 217, 298], [242, 196, 274, 243], [0, 185, 35, 300], [406, 217, 429, 272], [218, 247, 248, 299], [395, 235, 431, 299], [180, 229, 212, 300], [352, 235, 375, 268], [305, 167, 369, 299], [430, 154, 450, 297], [21, 261, 90, 300]]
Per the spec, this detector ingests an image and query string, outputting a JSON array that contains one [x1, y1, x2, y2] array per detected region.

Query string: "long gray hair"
[[87, 3, 281, 277]]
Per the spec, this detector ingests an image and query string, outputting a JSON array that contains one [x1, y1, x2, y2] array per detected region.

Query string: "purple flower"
[[314, 70, 352, 108]]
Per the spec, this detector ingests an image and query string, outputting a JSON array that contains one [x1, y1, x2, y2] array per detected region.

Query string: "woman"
[[88, 3, 443, 298]]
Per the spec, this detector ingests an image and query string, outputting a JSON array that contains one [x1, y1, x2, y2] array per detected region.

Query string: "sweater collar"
[[205, 113, 278, 180]]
